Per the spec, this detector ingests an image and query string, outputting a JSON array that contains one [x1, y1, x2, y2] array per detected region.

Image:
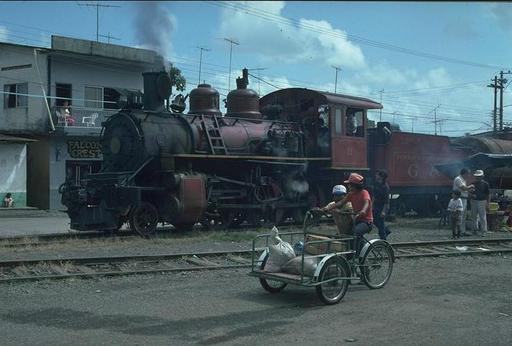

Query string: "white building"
[[0, 35, 164, 209]]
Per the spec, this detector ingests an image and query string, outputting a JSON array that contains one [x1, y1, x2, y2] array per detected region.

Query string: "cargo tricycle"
[[248, 210, 395, 305]]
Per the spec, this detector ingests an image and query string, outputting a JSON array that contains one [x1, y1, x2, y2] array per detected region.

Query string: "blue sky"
[[1, 1, 512, 136]]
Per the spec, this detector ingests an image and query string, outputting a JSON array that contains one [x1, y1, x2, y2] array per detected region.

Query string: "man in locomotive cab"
[[322, 173, 373, 255], [346, 111, 357, 136], [317, 105, 330, 156]]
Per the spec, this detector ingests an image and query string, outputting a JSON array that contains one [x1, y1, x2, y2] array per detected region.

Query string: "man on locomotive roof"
[[322, 173, 373, 255]]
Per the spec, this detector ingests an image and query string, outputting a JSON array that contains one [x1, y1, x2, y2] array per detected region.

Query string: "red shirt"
[[346, 189, 373, 223]]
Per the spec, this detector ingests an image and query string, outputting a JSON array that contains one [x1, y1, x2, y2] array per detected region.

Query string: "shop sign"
[[67, 140, 102, 158]]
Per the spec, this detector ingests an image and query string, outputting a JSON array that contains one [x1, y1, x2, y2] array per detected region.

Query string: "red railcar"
[[368, 129, 468, 215]]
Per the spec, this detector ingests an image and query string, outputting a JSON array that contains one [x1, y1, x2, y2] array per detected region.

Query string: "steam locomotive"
[[60, 68, 512, 236]]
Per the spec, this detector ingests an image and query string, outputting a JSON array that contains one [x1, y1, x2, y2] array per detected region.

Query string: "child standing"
[[447, 190, 463, 239]]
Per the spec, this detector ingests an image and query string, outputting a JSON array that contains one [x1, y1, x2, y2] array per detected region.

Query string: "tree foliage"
[[169, 66, 186, 92]]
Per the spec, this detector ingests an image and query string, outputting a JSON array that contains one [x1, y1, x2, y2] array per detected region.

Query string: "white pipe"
[[33, 49, 55, 132]]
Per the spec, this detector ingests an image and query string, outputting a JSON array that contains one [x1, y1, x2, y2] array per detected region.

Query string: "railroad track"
[[1, 238, 511, 283], [0, 220, 328, 249]]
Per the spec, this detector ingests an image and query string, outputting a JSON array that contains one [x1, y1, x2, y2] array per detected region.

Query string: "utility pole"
[[332, 65, 341, 93], [99, 32, 120, 44], [224, 38, 239, 91], [488, 76, 499, 133], [81, 2, 120, 42], [498, 70, 511, 131], [379, 89, 384, 122], [197, 46, 211, 86], [392, 111, 399, 125], [430, 105, 441, 135], [247, 67, 267, 95]]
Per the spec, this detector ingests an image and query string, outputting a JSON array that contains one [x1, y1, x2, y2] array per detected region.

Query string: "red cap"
[[344, 173, 364, 184]]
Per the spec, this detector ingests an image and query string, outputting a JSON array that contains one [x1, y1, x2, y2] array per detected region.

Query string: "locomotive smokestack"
[[142, 71, 172, 112]]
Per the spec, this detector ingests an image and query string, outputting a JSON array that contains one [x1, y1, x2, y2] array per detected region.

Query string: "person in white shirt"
[[452, 168, 474, 235], [447, 190, 464, 239]]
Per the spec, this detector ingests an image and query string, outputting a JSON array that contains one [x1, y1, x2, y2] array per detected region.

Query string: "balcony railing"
[[53, 106, 118, 129]]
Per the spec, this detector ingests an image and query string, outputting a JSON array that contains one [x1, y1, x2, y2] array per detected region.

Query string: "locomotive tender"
[[61, 68, 495, 236]]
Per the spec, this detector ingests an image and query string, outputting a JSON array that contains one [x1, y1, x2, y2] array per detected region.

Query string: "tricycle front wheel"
[[361, 242, 394, 289], [259, 255, 287, 293], [316, 257, 350, 305]]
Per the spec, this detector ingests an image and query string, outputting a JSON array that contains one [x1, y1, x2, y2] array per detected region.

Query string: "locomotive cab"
[[260, 88, 382, 170]]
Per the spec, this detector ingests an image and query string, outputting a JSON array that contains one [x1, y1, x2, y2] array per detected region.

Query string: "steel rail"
[[0, 238, 511, 283], [0, 221, 330, 248]]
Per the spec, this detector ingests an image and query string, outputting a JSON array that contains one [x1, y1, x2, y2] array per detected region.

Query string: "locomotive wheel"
[[129, 202, 159, 238], [174, 223, 195, 232], [262, 208, 285, 228]]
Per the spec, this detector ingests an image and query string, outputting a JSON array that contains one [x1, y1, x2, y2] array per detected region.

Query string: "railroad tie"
[[183, 256, 220, 267], [226, 254, 251, 264]]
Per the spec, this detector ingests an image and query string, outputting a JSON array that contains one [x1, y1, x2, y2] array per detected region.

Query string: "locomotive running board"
[[171, 154, 329, 161]]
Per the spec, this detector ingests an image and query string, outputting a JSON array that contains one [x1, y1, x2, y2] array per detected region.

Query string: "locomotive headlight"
[[110, 136, 121, 154]]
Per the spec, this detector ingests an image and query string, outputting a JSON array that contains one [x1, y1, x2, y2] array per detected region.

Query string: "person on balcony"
[[59, 100, 75, 126]]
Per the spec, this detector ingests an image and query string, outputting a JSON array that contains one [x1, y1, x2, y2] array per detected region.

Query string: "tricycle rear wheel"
[[259, 255, 287, 293], [316, 257, 350, 305]]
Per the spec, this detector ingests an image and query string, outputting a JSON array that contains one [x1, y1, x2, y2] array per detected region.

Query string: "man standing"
[[453, 168, 474, 235], [470, 170, 490, 236], [373, 170, 391, 240]]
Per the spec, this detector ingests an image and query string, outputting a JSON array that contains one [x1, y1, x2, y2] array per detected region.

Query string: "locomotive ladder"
[[201, 114, 228, 155]]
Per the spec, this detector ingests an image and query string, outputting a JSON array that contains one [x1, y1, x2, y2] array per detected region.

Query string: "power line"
[[247, 67, 267, 95], [207, 1, 509, 70], [247, 72, 281, 90]]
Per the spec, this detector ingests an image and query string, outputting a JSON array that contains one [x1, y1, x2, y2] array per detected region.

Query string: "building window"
[[335, 108, 342, 134], [55, 83, 72, 107], [103, 87, 121, 109], [3, 83, 28, 108], [85, 86, 103, 109]]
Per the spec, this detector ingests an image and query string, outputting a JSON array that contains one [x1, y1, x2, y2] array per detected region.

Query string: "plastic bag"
[[264, 226, 296, 272], [281, 256, 318, 276]]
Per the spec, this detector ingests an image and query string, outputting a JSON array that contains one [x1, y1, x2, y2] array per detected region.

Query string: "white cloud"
[[0, 26, 9, 42], [218, 1, 365, 69], [487, 3, 512, 31]]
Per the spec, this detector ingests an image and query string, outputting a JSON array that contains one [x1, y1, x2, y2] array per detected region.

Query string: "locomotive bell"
[[188, 84, 221, 116]]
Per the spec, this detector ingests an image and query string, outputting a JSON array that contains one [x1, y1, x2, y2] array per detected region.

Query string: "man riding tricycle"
[[248, 179, 395, 305]]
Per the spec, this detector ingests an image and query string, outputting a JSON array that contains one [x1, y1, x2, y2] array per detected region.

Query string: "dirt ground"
[[1, 255, 511, 345]]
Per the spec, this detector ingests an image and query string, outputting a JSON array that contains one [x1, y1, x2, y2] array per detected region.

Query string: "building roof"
[[50, 35, 163, 66], [1, 35, 164, 67]]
